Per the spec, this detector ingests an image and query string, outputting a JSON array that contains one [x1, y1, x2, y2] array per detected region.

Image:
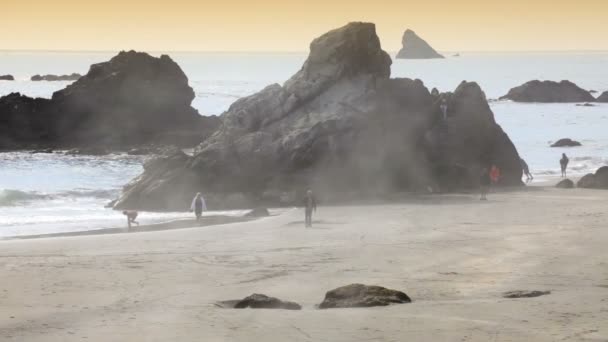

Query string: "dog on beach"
[[122, 210, 139, 228]]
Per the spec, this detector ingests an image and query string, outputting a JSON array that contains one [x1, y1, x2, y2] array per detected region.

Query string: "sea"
[[1, 50, 608, 237]]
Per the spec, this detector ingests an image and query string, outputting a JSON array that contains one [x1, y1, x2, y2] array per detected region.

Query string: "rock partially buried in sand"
[[556, 179, 574, 189], [232, 294, 301, 310], [245, 207, 270, 217], [503, 290, 550, 298], [500, 80, 595, 103], [550, 138, 582, 147], [396, 29, 444, 59], [318, 284, 411, 309], [577, 166, 608, 189]]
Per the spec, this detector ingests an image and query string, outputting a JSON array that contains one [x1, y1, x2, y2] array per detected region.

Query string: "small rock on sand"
[[503, 290, 551, 298], [228, 294, 301, 310], [318, 284, 411, 309]]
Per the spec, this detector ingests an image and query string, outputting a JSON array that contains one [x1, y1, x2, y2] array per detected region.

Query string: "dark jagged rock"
[[0, 75, 14, 81], [245, 207, 270, 217], [503, 290, 550, 298], [556, 179, 574, 189], [318, 284, 411, 309], [31, 73, 82, 81], [396, 29, 444, 59], [551, 138, 582, 147], [500, 80, 595, 103], [577, 166, 608, 189], [597, 91, 608, 103], [114, 22, 522, 211], [0, 51, 220, 150], [232, 294, 301, 310]]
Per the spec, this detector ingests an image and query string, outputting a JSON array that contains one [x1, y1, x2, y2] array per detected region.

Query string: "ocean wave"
[[0, 189, 51, 206], [0, 188, 119, 206]]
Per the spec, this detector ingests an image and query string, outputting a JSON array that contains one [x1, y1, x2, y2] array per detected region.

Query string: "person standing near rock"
[[560, 153, 570, 178], [480, 168, 491, 200], [439, 98, 448, 120], [490, 165, 501, 185], [190, 192, 207, 221], [520, 158, 533, 182], [303, 190, 317, 228]]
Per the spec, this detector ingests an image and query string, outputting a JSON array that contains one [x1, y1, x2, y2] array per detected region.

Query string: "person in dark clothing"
[[190, 192, 207, 221], [480, 168, 491, 200], [303, 190, 317, 228], [520, 158, 533, 182], [122, 210, 139, 229], [560, 153, 570, 178]]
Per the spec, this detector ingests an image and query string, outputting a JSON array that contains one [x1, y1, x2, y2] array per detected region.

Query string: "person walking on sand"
[[560, 153, 570, 178], [190, 192, 207, 221], [123, 210, 139, 229], [480, 167, 491, 200], [303, 189, 317, 228], [521, 158, 533, 183]]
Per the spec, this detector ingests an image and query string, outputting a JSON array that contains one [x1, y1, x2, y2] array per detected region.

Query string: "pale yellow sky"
[[2, 0, 608, 52]]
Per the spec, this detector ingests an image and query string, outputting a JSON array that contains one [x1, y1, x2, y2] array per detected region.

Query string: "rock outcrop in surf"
[[0, 51, 219, 150], [396, 29, 444, 59], [31, 73, 82, 81], [500, 80, 595, 103], [114, 22, 522, 211], [551, 138, 582, 147], [0, 75, 14, 81]]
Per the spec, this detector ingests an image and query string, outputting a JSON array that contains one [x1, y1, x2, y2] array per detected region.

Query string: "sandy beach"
[[1, 185, 608, 341]]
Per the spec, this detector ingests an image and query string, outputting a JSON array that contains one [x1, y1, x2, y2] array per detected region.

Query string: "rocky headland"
[[0, 51, 219, 151], [114, 22, 522, 211]]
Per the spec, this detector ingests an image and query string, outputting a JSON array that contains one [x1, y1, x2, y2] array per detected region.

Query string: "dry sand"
[[1, 186, 608, 341]]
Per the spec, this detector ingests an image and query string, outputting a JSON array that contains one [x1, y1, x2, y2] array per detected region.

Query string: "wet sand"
[[1, 186, 607, 341]]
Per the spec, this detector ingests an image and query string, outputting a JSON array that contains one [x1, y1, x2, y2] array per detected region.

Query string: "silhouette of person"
[[303, 189, 317, 228], [560, 153, 569, 178], [190, 192, 207, 221]]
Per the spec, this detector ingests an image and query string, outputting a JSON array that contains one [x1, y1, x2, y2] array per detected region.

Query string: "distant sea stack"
[[0, 51, 220, 150], [500, 80, 595, 103], [396, 29, 444, 59], [114, 22, 522, 211], [596, 91, 608, 102], [31, 73, 82, 82], [0, 75, 14, 81]]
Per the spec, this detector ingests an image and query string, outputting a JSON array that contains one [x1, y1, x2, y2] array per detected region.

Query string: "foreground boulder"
[[577, 166, 608, 189], [500, 80, 595, 103], [0, 51, 219, 149], [114, 22, 522, 211], [31, 73, 81, 81], [597, 91, 608, 102], [551, 138, 581, 147], [556, 179, 574, 189], [232, 294, 301, 310], [396, 29, 444, 59], [0, 75, 14, 81], [318, 284, 411, 309]]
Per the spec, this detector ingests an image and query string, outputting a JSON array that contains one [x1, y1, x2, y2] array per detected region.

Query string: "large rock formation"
[[396, 29, 444, 59], [0, 75, 14, 81], [114, 22, 522, 211], [577, 166, 608, 189], [597, 91, 608, 102], [31, 73, 82, 81], [0, 51, 219, 149], [500, 80, 595, 103]]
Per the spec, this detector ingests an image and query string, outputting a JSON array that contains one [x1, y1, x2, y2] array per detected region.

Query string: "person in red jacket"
[[490, 165, 501, 185]]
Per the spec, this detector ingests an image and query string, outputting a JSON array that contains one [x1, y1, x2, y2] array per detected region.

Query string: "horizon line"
[[2, 49, 608, 54]]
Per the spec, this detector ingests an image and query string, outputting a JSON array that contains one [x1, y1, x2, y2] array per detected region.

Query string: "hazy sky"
[[3, 0, 608, 52]]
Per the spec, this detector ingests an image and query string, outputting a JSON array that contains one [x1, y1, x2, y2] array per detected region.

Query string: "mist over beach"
[[2, 1, 608, 341]]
